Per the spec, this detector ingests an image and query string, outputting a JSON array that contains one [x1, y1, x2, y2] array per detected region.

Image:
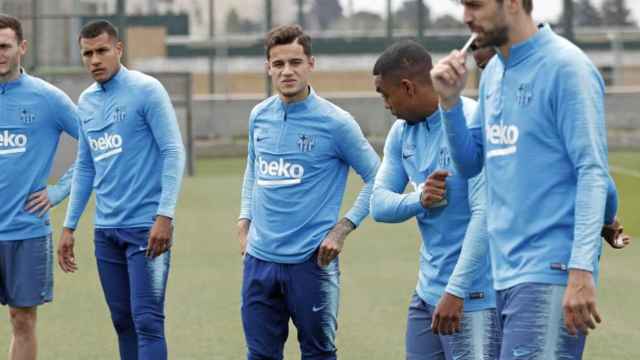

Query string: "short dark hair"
[[79, 20, 119, 42], [495, 0, 533, 14], [264, 24, 311, 59], [0, 13, 23, 42], [373, 40, 433, 84]]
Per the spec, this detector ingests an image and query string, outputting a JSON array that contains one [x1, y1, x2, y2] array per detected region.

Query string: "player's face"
[[462, 0, 509, 48], [267, 41, 314, 103], [80, 32, 123, 83], [374, 75, 421, 124], [0, 28, 26, 81]]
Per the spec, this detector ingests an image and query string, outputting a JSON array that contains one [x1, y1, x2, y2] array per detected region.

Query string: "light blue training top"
[[239, 87, 380, 264], [440, 24, 616, 290], [64, 66, 185, 230], [371, 97, 495, 311], [0, 71, 78, 241]]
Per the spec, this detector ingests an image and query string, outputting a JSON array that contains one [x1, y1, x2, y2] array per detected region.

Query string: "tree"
[[601, 0, 636, 27], [311, 0, 343, 30], [575, 0, 603, 27], [394, 0, 431, 30]]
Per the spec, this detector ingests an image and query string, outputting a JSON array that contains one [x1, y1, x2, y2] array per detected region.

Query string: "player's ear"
[[265, 61, 272, 76], [308, 56, 315, 70], [400, 79, 416, 97]]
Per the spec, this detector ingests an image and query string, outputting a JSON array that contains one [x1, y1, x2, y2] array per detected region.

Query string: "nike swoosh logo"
[[138, 246, 147, 252], [402, 153, 414, 160], [82, 117, 93, 124], [312, 304, 327, 312], [256, 137, 268, 142]]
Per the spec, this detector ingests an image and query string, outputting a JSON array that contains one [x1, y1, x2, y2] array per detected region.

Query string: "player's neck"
[[420, 91, 440, 119], [0, 66, 21, 84], [499, 17, 538, 60], [280, 86, 310, 104]]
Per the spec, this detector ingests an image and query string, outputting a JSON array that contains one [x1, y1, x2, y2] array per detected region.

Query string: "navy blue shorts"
[[0, 235, 53, 307], [497, 283, 586, 359], [242, 252, 340, 360]]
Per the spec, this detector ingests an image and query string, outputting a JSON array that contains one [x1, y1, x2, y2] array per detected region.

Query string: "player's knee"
[[134, 312, 164, 339], [9, 308, 37, 337], [111, 311, 135, 335]]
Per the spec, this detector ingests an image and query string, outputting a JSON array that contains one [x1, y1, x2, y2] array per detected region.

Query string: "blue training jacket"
[[440, 24, 616, 290], [239, 87, 380, 264], [64, 66, 185, 230], [371, 97, 494, 311], [0, 71, 78, 241]]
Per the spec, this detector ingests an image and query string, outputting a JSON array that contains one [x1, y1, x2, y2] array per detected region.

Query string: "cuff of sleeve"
[[157, 207, 175, 219], [63, 218, 78, 230], [47, 185, 65, 206], [444, 284, 466, 300], [238, 214, 252, 221], [344, 212, 362, 228], [568, 262, 595, 273], [439, 98, 465, 121], [408, 191, 424, 211]]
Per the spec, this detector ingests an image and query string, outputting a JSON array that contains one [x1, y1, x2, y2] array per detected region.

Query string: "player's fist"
[[420, 170, 451, 208], [58, 227, 78, 273], [430, 50, 468, 109]]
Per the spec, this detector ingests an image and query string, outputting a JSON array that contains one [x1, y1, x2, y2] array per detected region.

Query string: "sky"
[[340, 0, 640, 23]]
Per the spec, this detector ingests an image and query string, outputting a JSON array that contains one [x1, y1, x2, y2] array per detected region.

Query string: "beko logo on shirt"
[[486, 122, 519, 158], [257, 157, 304, 187], [0, 131, 28, 155], [89, 133, 123, 161]]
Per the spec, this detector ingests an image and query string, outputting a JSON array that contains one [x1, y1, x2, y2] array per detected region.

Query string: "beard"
[[477, 23, 510, 48]]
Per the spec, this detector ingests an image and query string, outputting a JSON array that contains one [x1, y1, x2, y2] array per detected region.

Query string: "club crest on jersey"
[[112, 106, 126, 122], [20, 109, 35, 124], [516, 83, 532, 106], [297, 134, 315, 152]]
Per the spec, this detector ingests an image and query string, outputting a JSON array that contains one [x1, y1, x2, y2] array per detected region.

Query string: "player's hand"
[[146, 215, 173, 258], [318, 218, 354, 267], [602, 217, 631, 249], [58, 227, 78, 273], [237, 219, 251, 256], [432, 292, 464, 335], [420, 170, 450, 208], [431, 50, 469, 110], [563, 269, 601, 336], [24, 189, 53, 218]]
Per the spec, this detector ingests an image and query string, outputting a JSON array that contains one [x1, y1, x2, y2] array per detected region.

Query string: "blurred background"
[[4, 0, 640, 174], [1, 2, 638, 359]]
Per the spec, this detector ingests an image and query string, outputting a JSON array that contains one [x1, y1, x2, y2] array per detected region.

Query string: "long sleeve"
[[239, 116, 255, 221], [554, 62, 610, 272], [63, 127, 95, 229], [445, 171, 490, 298], [48, 166, 74, 206], [144, 81, 186, 219], [604, 175, 618, 225], [47, 86, 80, 206], [370, 122, 423, 223], [440, 97, 485, 179], [334, 116, 381, 227]]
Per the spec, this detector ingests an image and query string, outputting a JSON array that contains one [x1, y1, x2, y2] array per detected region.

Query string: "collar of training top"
[[99, 65, 127, 91], [497, 23, 551, 69], [0, 68, 27, 91], [277, 86, 318, 113]]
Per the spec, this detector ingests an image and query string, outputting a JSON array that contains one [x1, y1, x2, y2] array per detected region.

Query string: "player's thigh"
[[498, 283, 586, 360], [448, 308, 500, 360], [287, 253, 339, 359], [94, 229, 131, 310], [0, 235, 53, 308], [242, 254, 289, 360], [405, 292, 449, 360]]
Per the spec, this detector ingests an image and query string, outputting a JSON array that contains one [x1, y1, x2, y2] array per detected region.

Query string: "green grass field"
[[0, 152, 638, 359]]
